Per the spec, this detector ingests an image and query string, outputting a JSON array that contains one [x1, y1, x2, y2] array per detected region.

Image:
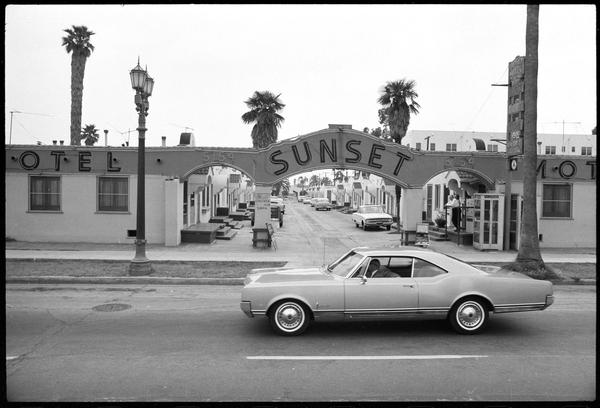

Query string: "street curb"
[[6, 276, 245, 285], [5, 276, 594, 286]]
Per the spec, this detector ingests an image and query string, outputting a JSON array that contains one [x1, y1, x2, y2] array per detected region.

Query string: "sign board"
[[506, 56, 525, 157]]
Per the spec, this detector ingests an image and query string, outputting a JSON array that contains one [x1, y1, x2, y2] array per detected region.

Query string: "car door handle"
[[403, 284, 415, 288]]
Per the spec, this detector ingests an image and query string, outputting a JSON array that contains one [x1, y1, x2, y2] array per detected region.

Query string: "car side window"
[[388, 257, 413, 278], [351, 258, 371, 278], [413, 258, 447, 278]]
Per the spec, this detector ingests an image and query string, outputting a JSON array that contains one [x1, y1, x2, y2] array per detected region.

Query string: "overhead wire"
[[464, 66, 509, 132]]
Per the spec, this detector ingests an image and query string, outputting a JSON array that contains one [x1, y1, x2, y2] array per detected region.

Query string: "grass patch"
[[5, 259, 287, 279]]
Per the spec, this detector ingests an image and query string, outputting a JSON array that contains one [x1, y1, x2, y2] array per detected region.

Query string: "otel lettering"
[[15, 151, 122, 173], [269, 138, 411, 176]]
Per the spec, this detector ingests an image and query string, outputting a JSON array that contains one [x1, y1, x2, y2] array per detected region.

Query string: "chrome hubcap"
[[276, 303, 304, 331], [457, 302, 483, 329]]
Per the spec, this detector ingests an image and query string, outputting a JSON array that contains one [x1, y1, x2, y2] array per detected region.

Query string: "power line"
[[465, 66, 509, 131]]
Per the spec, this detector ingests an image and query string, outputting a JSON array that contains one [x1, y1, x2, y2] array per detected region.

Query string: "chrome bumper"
[[543, 295, 554, 309], [240, 301, 254, 317]]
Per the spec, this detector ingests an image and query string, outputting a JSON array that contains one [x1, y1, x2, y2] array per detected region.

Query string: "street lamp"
[[128, 58, 154, 276]]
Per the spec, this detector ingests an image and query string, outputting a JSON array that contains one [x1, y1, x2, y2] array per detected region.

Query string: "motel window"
[[581, 146, 592, 155], [415, 143, 422, 151], [430, 143, 436, 151], [98, 177, 129, 212], [434, 184, 441, 210], [29, 176, 61, 211], [446, 143, 457, 152], [572, 146, 576, 153], [542, 184, 572, 218], [545, 146, 556, 155]]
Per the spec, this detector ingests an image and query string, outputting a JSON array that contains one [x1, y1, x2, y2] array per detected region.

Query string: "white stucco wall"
[[5, 173, 166, 244], [510, 180, 596, 248]]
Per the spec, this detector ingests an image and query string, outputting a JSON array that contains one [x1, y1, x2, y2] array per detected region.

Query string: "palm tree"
[[377, 78, 421, 232], [320, 176, 332, 186], [280, 179, 291, 197], [297, 177, 307, 190], [241, 91, 285, 149], [81, 124, 99, 146], [333, 170, 345, 185], [516, 5, 545, 273], [62, 25, 95, 146], [309, 175, 320, 188], [377, 79, 421, 144]]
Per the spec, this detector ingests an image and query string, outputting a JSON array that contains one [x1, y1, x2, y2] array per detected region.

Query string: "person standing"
[[451, 194, 461, 231]]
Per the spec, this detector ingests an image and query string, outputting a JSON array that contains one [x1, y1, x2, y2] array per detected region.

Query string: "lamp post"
[[128, 58, 155, 276]]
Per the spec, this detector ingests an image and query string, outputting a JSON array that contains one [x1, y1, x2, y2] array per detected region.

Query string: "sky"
[[4, 4, 597, 148]]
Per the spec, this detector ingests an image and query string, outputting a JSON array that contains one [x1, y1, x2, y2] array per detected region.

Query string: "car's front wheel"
[[269, 300, 310, 336], [448, 297, 489, 334]]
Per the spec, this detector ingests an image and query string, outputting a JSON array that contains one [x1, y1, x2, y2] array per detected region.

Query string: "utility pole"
[[9, 111, 21, 144]]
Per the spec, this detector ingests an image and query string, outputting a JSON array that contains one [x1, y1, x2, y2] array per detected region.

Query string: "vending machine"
[[472, 193, 504, 250]]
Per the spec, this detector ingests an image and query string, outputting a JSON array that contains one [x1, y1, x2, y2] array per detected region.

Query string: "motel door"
[[509, 194, 522, 250], [472, 193, 504, 250]]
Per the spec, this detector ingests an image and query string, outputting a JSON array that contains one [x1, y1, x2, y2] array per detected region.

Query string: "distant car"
[[314, 197, 332, 211], [240, 247, 554, 336], [352, 205, 393, 231], [303, 197, 313, 205], [270, 197, 285, 214], [310, 198, 319, 207]]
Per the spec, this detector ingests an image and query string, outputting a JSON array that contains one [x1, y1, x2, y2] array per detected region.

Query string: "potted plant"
[[433, 209, 447, 229]]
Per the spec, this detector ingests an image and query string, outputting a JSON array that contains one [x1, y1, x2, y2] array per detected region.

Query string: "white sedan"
[[240, 247, 554, 336], [351, 205, 393, 230]]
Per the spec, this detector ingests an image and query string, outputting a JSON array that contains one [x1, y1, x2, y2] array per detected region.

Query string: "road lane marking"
[[247, 355, 488, 360]]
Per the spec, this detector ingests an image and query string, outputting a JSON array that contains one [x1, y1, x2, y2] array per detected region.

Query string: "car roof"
[[353, 246, 438, 257]]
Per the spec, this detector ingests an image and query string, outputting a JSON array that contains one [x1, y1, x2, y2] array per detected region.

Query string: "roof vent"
[[178, 132, 195, 147]]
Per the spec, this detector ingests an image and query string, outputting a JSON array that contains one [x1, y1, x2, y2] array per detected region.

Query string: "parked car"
[[303, 197, 313, 205], [351, 204, 393, 230], [270, 197, 285, 214], [240, 247, 554, 336], [309, 198, 319, 207], [314, 197, 332, 211]]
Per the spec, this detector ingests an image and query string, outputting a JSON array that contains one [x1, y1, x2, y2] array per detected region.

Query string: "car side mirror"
[[361, 275, 367, 284]]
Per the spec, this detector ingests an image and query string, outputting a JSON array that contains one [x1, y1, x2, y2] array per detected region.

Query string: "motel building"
[[4, 125, 597, 250]]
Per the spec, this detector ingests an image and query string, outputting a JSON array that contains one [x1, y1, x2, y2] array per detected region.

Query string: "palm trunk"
[[516, 5, 544, 267], [70, 53, 87, 145]]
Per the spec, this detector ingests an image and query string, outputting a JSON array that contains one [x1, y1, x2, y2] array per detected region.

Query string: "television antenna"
[[551, 120, 581, 153], [169, 123, 195, 132], [9, 110, 53, 144]]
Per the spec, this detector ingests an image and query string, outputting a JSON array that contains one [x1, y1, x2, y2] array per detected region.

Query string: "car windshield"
[[361, 205, 383, 214], [326, 251, 364, 277]]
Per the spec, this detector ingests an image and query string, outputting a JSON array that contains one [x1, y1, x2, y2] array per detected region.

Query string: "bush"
[[434, 217, 446, 228]]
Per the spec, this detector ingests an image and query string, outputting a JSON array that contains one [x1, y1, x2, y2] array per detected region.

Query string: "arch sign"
[[8, 126, 594, 185]]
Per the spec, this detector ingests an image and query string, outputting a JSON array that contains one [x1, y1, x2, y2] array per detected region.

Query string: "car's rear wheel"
[[386, 225, 391, 231], [449, 297, 489, 334], [269, 300, 310, 336]]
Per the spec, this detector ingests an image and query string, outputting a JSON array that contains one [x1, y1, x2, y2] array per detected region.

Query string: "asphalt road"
[[279, 199, 404, 266], [6, 283, 596, 402]]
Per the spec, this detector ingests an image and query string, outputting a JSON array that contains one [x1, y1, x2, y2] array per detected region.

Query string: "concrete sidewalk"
[[5, 224, 596, 286], [5, 232, 596, 265]]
